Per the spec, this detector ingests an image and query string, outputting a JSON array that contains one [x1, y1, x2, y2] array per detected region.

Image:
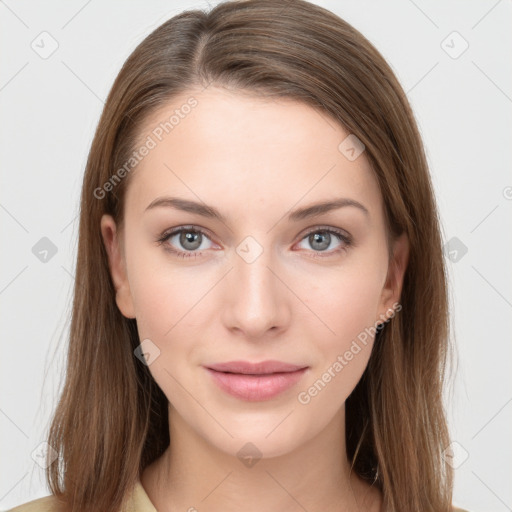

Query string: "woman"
[[8, 0, 467, 510]]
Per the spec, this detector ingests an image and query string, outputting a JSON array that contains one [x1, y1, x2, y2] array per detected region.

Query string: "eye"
[[157, 225, 353, 260], [295, 227, 352, 258], [156, 226, 216, 259]]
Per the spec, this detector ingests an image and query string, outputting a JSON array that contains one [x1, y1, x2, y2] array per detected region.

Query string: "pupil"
[[181, 231, 201, 250], [311, 232, 330, 251]]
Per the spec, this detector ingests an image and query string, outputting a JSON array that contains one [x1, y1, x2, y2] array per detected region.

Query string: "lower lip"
[[205, 367, 308, 401]]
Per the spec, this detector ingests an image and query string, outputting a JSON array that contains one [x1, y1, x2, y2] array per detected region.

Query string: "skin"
[[101, 86, 409, 512]]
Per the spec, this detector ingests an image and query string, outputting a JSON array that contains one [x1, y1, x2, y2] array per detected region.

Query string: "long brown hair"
[[46, 1, 453, 510]]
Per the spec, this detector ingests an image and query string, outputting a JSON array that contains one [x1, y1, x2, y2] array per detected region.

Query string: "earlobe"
[[378, 232, 409, 320], [100, 214, 136, 319]]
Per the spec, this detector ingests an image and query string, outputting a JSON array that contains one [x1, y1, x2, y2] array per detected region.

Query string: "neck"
[[141, 403, 382, 512]]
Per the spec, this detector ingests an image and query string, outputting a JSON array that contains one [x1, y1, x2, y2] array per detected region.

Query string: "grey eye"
[[308, 232, 332, 251], [179, 231, 203, 250]]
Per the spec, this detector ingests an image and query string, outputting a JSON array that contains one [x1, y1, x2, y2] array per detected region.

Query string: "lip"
[[204, 360, 308, 401], [206, 360, 307, 375]]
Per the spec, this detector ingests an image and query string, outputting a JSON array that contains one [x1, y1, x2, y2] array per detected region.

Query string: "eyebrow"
[[144, 196, 369, 222]]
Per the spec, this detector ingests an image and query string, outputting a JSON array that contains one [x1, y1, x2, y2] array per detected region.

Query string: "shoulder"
[[5, 495, 65, 512], [5, 480, 155, 512], [452, 506, 471, 512]]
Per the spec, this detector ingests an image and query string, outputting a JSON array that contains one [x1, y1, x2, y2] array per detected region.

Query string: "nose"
[[220, 241, 291, 340]]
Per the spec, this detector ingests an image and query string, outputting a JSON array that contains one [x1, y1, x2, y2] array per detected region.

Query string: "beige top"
[[6, 481, 470, 512], [6, 480, 156, 512]]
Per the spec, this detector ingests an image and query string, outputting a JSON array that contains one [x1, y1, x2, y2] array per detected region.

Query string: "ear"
[[377, 232, 409, 321], [100, 214, 136, 319]]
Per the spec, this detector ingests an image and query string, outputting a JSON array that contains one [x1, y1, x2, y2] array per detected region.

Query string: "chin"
[[215, 433, 302, 463], [196, 411, 313, 462]]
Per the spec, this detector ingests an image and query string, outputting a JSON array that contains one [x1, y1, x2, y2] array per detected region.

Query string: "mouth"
[[204, 360, 309, 401]]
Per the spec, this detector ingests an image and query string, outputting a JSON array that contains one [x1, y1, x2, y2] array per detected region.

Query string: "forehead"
[[126, 87, 383, 222]]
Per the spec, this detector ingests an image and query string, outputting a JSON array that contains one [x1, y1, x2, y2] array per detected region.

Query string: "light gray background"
[[1, 1, 511, 510]]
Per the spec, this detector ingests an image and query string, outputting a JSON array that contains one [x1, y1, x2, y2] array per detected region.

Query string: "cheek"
[[298, 262, 385, 345], [293, 264, 385, 404], [127, 256, 206, 395], [125, 240, 184, 337], [129, 269, 193, 339]]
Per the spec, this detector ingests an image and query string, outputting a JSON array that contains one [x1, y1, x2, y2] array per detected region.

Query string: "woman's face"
[[101, 87, 408, 459]]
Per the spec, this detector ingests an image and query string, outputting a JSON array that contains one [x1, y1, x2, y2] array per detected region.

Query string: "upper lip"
[[205, 360, 307, 375]]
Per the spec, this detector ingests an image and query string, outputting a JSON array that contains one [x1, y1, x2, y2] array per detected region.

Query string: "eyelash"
[[156, 225, 353, 260]]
